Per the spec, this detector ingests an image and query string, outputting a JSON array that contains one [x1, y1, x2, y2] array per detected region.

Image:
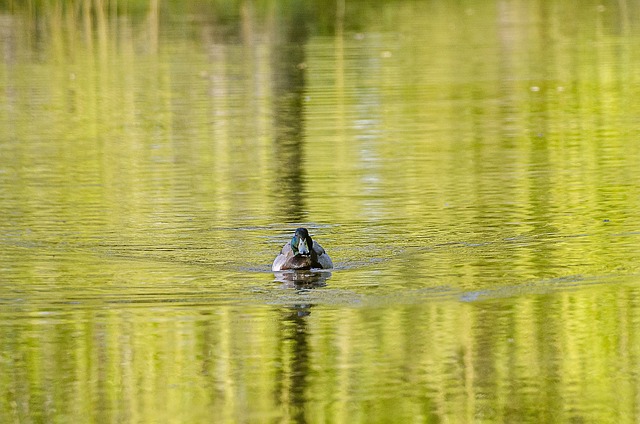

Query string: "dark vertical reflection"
[[271, 3, 310, 222], [281, 305, 311, 424]]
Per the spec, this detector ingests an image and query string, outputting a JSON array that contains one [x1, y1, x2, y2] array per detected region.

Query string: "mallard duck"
[[272, 228, 333, 271]]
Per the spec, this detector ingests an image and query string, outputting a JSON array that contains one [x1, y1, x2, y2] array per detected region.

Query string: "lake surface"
[[2, 1, 640, 422]]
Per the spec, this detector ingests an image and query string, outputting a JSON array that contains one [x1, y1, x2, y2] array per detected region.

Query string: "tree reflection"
[[270, 3, 310, 222], [278, 303, 312, 424]]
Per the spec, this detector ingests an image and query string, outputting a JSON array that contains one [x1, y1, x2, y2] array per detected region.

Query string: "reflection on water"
[[4, 286, 639, 423], [280, 304, 312, 423], [2, 0, 640, 422], [274, 270, 332, 290], [272, 3, 310, 223]]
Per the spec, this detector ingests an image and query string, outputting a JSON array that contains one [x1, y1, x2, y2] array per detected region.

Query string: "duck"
[[272, 228, 333, 271]]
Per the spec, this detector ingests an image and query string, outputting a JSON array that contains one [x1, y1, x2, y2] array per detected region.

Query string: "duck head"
[[291, 227, 313, 257]]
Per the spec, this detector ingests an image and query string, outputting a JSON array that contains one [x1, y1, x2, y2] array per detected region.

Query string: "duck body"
[[272, 228, 333, 271]]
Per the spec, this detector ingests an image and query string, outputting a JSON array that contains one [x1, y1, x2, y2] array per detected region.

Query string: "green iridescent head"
[[290, 228, 313, 256]]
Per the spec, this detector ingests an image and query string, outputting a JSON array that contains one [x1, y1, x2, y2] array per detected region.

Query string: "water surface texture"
[[2, 1, 640, 422]]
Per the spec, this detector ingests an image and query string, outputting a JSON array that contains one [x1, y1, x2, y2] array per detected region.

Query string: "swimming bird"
[[272, 228, 333, 271]]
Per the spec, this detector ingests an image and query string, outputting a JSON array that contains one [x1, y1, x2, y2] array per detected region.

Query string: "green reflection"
[[270, 2, 310, 222], [3, 287, 640, 422]]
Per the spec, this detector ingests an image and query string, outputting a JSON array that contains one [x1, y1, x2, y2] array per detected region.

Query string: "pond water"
[[2, 1, 640, 422]]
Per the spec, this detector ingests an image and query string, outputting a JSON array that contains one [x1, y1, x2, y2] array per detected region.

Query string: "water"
[[2, 1, 640, 422]]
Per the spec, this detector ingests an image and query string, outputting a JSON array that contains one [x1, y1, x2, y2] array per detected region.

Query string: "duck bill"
[[297, 238, 310, 256]]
